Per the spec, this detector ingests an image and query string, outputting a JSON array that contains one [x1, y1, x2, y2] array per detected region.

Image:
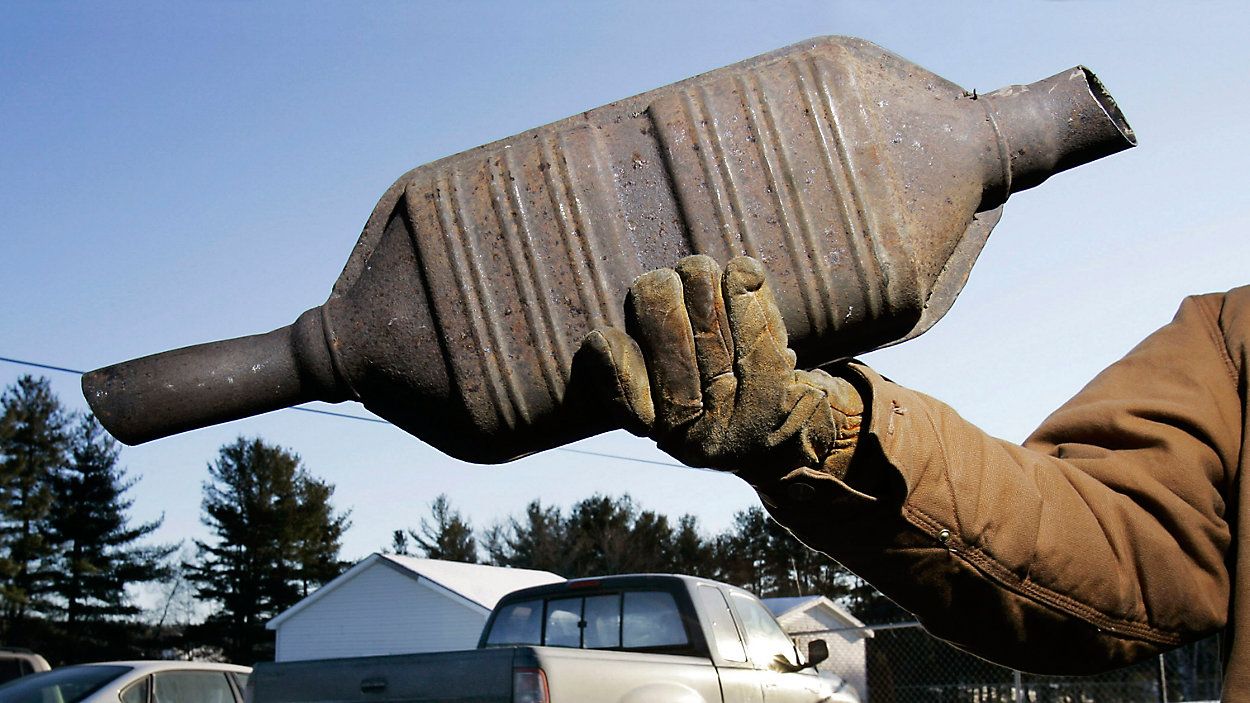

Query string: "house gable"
[[273, 558, 489, 661]]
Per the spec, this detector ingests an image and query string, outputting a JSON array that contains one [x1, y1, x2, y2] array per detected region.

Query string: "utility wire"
[[0, 356, 83, 376], [557, 447, 705, 471], [0, 355, 690, 470]]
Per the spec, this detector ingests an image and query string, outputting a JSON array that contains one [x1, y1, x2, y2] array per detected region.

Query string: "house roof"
[[267, 553, 563, 630], [762, 595, 866, 629], [381, 554, 564, 610]]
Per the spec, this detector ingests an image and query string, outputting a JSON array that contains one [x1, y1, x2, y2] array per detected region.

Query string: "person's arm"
[[760, 290, 1240, 673], [583, 255, 1242, 674]]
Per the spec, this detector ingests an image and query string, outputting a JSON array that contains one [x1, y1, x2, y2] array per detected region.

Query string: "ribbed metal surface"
[[650, 45, 904, 342], [401, 43, 918, 439], [406, 124, 639, 431]]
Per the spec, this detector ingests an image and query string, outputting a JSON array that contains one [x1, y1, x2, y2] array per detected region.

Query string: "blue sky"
[[3, 2, 1249, 578]]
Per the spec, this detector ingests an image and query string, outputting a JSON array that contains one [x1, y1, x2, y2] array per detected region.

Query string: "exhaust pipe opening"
[[1081, 66, 1136, 147], [983, 65, 1138, 197]]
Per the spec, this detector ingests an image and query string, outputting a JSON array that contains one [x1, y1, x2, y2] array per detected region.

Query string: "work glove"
[[581, 255, 864, 485]]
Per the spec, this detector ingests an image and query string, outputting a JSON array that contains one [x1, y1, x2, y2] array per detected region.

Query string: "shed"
[[764, 595, 872, 699], [267, 554, 563, 662]]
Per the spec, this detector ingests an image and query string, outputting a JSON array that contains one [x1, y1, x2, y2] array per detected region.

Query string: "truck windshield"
[[485, 591, 689, 652], [730, 592, 799, 669]]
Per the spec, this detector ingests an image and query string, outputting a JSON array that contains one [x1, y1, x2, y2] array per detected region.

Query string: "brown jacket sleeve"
[[758, 291, 1244, 674]]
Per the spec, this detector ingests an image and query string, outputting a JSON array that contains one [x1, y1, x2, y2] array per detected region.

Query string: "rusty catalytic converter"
[[82, 36, 1135, 463]]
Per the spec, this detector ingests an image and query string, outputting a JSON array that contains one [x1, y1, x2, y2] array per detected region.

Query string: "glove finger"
[[674, 255, 734, 388], [722, 257, 796, 406], [579, 327, 656, 435], [627, 268, 703, 435]]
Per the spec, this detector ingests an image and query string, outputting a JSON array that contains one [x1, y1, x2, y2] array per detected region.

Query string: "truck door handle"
[[360, 677, 388, 694]]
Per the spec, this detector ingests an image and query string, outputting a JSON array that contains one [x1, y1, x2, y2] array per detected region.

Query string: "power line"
[[557, 447, 700, 471], [0, 356, 84, 376], [0, 354, 690, 470], [287, 407, 389, 424]]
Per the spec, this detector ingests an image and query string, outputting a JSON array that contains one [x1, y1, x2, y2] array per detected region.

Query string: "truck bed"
[[250, 648, 521, 703]]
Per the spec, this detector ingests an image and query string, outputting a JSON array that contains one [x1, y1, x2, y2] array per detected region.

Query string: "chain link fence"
[[811, 622, 1221, 703]]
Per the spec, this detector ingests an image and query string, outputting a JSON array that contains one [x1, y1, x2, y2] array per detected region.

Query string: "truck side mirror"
[[805, 639, 829, 668]]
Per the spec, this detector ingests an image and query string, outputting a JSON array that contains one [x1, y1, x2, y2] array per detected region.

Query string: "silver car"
[[0, 660, 251, 703]]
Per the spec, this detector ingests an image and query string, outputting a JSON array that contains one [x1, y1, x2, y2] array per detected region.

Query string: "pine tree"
[[0, 376, 69, 639], [565, 495, 641, 576], [626, 507, 676, 573], [187, 437, 349, 663], [485, 500, 569, 574], [409, 494, 478, 563], [46, 414, 177, 656], [290, 476, 349, 596], [487, 495, 695, 578], [387, 530, 411, 556], [716, 506, 771, 594], [670, 514, 716, 578]]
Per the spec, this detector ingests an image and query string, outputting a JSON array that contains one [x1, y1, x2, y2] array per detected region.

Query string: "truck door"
[[728, 593, 826, 703], [697, 585, 763, 703]]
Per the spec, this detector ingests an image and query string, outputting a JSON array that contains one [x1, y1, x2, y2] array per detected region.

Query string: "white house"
[[764, 596, 871, 699], [267, 554, 563, 662]]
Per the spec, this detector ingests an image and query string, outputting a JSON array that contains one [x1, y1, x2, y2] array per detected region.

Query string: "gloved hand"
[[581, 255, 864, 485]]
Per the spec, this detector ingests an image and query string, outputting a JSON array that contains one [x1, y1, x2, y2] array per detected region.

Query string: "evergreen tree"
[[387, 530, 411, 556], [187, 437, 349, 663], [485, 500, 569, 574], [46, 414, 177, 657], [487, 495, 708, 578], [481, 492, 897, 620], [624, 507, 676, 573], [0, 375, 69, 639], [409, 495, 478, 563], [670, 514, 716, 578], [290, 476, 349, 596], [566, 495, 645, 576], [716, 506, 771, 594]]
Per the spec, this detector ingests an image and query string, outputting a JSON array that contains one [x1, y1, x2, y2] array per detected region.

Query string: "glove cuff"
[[737, 363, 866, 487]]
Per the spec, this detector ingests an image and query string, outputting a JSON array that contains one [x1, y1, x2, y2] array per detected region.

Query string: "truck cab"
[[480, 574, 848, 702]]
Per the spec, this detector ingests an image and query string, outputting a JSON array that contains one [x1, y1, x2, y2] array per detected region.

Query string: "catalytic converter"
[[82, 36, 1135, 462]]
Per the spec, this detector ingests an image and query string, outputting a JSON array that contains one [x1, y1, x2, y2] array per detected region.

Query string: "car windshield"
[[0, 665, 131, 703]]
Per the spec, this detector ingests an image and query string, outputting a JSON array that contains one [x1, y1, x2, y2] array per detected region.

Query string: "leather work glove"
[[581, 255, 864, 486]]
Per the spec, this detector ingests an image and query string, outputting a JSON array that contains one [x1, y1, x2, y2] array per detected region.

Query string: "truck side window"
[[730, 593, 799, 670], [622, 591, 688, 649], [697, 585, 747, 663], [583, 594, 622, 649], [545, 597, 583, 648], [485, 599, 543, 646]]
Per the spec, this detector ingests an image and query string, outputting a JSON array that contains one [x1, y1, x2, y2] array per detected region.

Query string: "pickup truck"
[[249, 574, 859, 703]]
